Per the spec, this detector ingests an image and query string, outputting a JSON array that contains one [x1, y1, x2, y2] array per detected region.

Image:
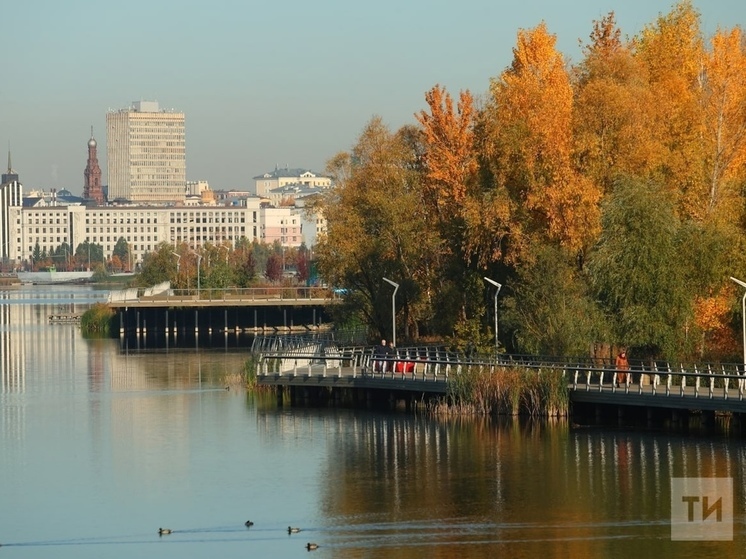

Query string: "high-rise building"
[[0, 151, 22, 269], [83, 127, 104, 205], [106, 101, 186, 204]]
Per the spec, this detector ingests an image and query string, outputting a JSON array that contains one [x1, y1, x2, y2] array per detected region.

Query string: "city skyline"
[[2, 0, 743, 196]]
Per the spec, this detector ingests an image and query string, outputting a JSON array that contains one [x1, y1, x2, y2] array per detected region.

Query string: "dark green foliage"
[[81, 303, 116, 337], [587, 176, 692, 358], [502, 244, 605, 356]]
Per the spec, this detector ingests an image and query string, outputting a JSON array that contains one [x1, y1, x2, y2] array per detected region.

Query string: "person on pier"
[[615, 348, 629, 387], [374, 339, 387, 372]]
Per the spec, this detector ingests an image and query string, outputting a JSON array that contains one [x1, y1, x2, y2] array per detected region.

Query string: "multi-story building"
[[0, 153, 23, 269], [7, 200, 262, 270], [259, 206, 302, 247], [253, 167, 331, 197], [106, 101, 186, 204]]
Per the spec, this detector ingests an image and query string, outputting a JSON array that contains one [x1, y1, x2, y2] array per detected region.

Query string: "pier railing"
[[257, 345, 746, 403], [108, 286, 341, 304]]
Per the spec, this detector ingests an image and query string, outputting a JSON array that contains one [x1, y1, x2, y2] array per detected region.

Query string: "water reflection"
[[255, 408, 744, 558], [2, 286, 745, 558]]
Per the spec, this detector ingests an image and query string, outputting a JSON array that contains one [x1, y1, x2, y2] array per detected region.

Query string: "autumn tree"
[[265, 253, 283, 283], [698, 26, 746, 224], [315, 117, 440, 340], [486, 22, 601, 259], [634, 1, 705, 218], [415, 85, 477, 222], [573, 12, 659, 192]]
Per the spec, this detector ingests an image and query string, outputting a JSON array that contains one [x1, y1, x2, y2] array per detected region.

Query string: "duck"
[[245, 520, 254, 527], [306, 542, 319, 551], [288, 526, 301, 534], [158, 528, 172, 535]]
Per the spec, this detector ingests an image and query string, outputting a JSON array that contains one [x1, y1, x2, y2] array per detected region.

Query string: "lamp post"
[[484, 277, 502, 356], [382, 277, 399, 348], [730, 277, 746, 372], [196, 254, 202, 294], [171, 251, 181, 274]]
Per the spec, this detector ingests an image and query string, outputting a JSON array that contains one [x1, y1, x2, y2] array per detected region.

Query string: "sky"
[[2, 0, 744, 196]]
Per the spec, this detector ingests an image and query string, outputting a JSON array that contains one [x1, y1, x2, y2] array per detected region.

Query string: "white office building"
[[107, 101, 186, 204]]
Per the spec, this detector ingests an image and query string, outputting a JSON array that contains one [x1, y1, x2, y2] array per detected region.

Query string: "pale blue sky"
[[2, 0, 743, 195]]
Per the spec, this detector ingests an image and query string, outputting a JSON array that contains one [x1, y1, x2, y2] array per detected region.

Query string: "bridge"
[[255, 340, 746, 420], [106, 283, 341, 339]]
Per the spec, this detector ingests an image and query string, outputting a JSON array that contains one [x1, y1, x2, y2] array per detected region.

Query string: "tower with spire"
[[0, 146, 22, 269], [83, 127, 104, 205], [1, 147, 19, 185]]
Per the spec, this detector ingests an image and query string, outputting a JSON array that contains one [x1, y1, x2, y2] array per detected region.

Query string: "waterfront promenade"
[[256, 343, 746, 416]]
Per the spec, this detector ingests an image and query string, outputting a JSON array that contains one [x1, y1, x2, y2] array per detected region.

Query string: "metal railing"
[[257, 346, 746, 401], [108, 286, 341, 304]]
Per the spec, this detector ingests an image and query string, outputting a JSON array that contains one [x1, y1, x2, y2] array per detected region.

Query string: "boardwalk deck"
[[256, 344, 746, 415]]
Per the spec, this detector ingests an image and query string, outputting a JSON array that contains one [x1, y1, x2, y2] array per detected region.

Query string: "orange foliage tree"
[[699, 26, 746, 224], [573, 12, 659, 192], [486, 22, 601, 259]]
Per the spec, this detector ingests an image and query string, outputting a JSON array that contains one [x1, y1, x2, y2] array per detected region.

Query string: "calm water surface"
[[1, 286, 744, 558]]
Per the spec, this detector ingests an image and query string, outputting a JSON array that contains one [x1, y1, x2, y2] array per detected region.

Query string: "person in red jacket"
[[615, 349, 629, 387]]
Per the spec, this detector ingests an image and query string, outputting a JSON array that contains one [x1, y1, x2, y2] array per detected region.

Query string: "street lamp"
[[171, 251, 181, 274], [382, 277, 399, 348], [730, 277, 746, 372], [196, 254, 202, 293], [484, 277, 502, 356]]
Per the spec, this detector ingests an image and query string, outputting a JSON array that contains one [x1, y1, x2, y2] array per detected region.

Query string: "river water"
[[0, 286, 744, 558]]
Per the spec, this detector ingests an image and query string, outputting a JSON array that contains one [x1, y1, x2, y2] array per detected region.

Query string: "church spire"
[[6, 143, 11, 173]]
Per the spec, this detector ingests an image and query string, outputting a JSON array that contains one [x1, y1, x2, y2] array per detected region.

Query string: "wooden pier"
[[49, 313, 82, 324]]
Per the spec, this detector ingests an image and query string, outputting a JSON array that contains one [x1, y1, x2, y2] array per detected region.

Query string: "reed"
[[80, 303, 116, 337], [441, 365, 568, 417]]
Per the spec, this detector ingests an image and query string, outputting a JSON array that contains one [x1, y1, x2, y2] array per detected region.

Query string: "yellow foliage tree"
[[573, 12, 660, 191], [699, 26, 746, 225], [634, 0, 706, 218], [487, 22, 601, 257]]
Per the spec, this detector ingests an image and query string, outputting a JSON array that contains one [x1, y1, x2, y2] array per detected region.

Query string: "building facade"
[[0, 153, 23, 269], [7, 199, 263, 270], [259, 206, 303, 247], [253, 167, 331, 197], [106, 101, 186, 204]]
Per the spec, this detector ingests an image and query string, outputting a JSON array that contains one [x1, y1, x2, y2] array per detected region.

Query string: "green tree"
[[587, 176, 692, 358], [233, 238, 257, 287], [112, 237, 131, 269], [133, 243, 178, 288], [201, 243, 235, 288], [502, 244, 605, 356], [31, 241, 42, 267], [75, 241, 104, 269]]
